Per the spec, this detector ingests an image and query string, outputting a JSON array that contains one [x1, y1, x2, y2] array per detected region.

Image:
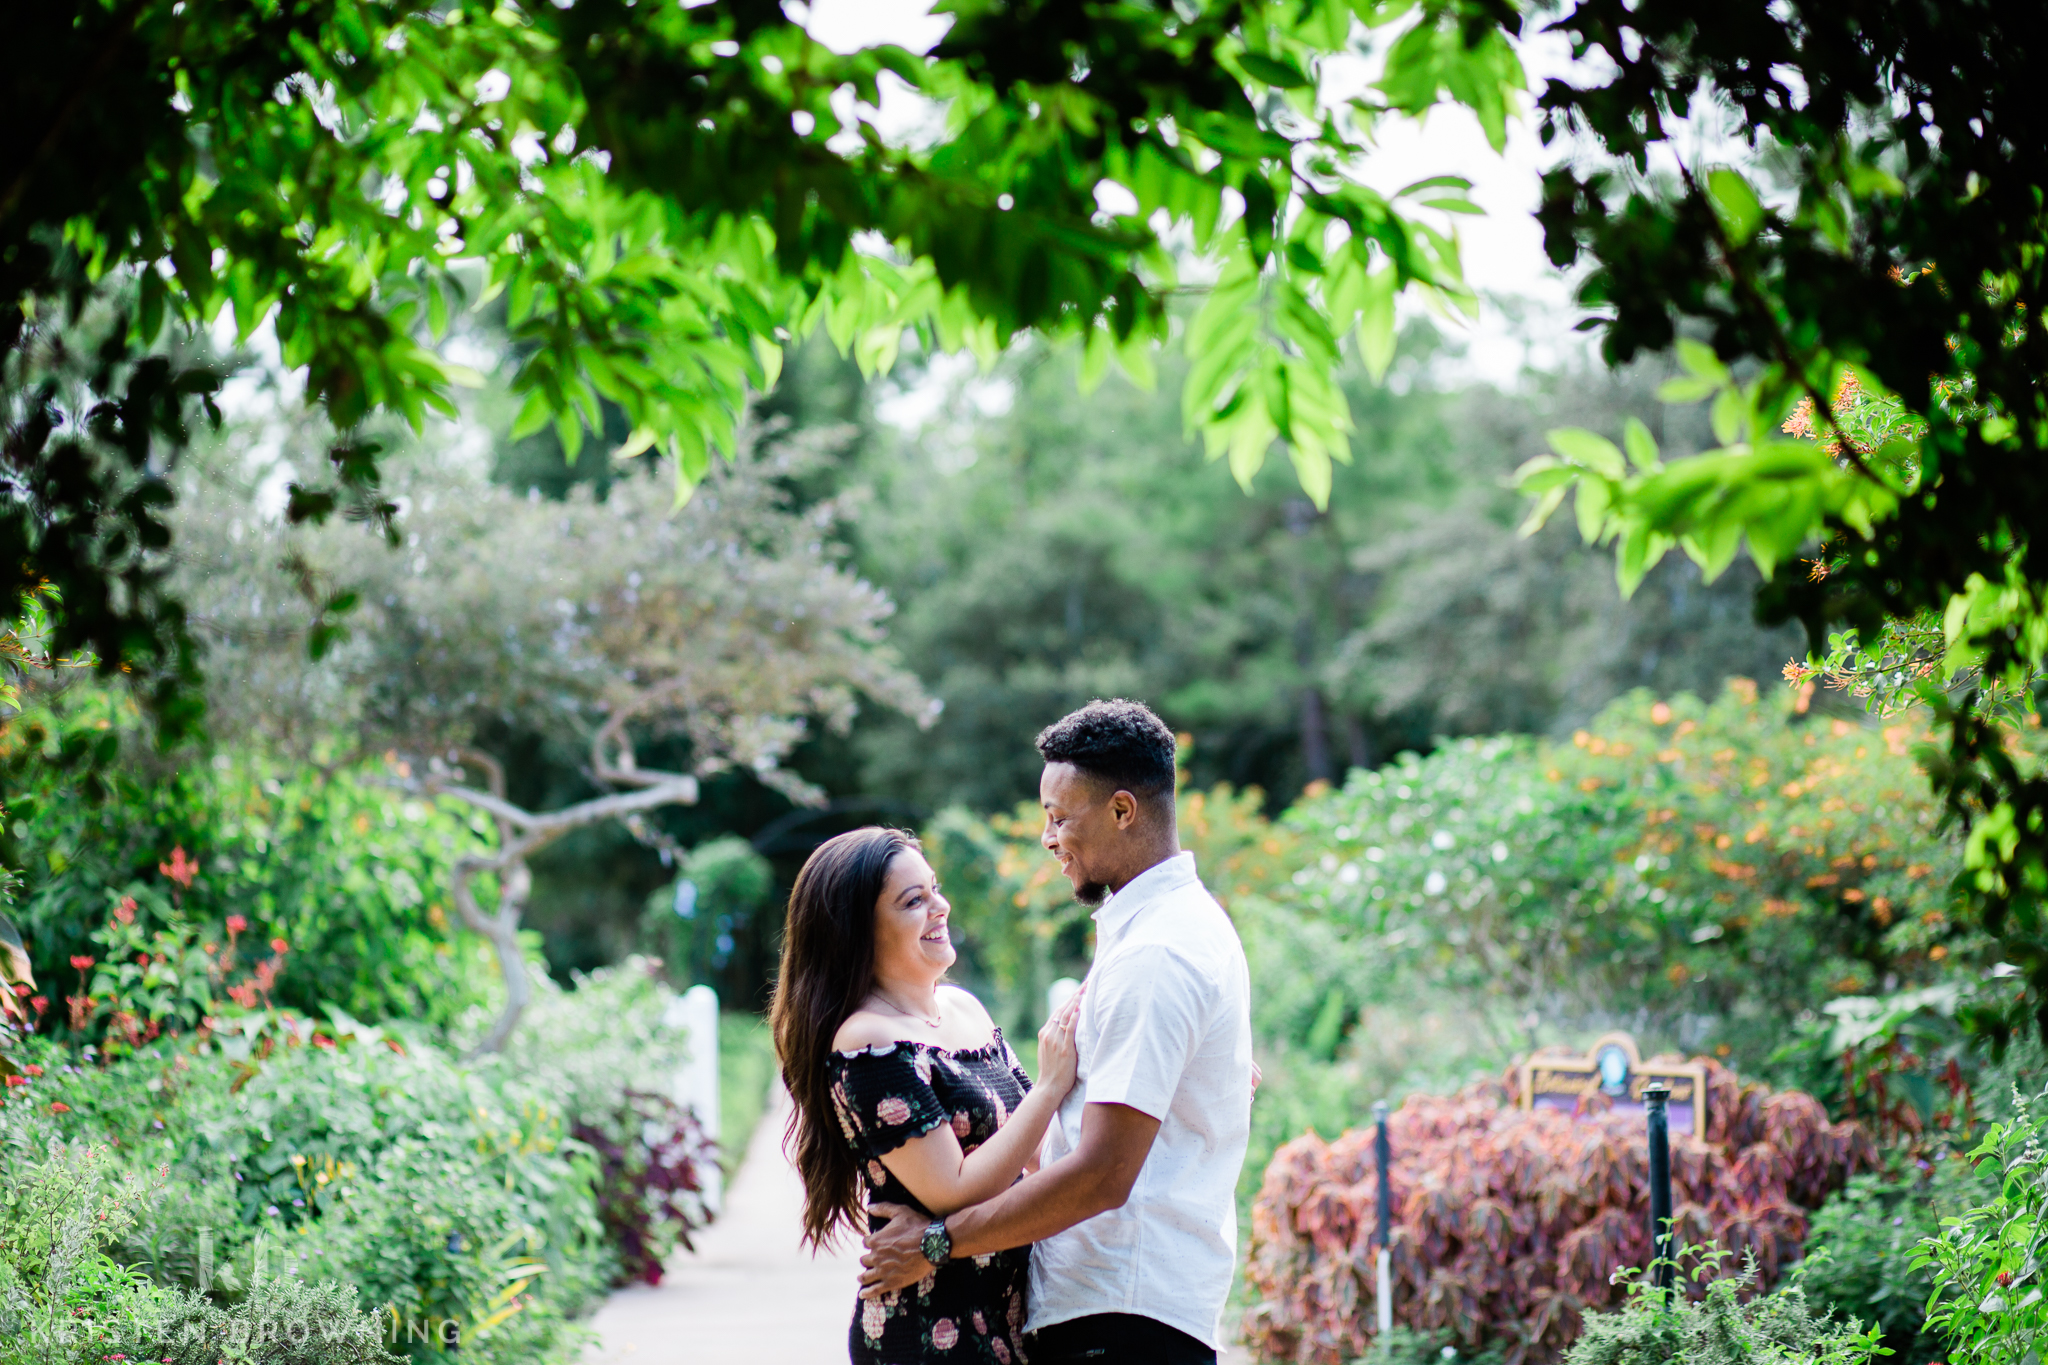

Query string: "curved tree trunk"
[[432, 752, 698, 1058]]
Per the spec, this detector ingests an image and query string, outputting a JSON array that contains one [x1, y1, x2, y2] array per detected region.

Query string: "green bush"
[[1916, 1087, 2048, 1365], [1353, 1327, 1506, 1365], [1279, 683, 1963, 1070], [1565, 1257, 1882, 1365], [0, 1142, 167, 1365], [0, 687, 498, 1035], [0, 960, 703, 1363], [139, 1276, 402, 1365], [1800, 1155, 1995, 1364], [642, 836, 774, 990]]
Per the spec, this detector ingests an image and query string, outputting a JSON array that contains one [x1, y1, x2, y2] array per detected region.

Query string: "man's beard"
[[1074, 879, 1110, 907]]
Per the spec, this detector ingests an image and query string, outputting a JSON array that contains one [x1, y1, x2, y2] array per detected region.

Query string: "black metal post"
[[1643, 1081, 1673, 1295], [1374, 1101, 1392, 1250], [1373, 1100, 1392, 1334]]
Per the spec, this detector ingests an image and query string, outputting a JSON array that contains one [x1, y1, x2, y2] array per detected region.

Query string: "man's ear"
[[1109, 789, 1140, 831]]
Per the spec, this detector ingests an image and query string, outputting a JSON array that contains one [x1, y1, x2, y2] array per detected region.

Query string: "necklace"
[[872, 988, 943, 1029]]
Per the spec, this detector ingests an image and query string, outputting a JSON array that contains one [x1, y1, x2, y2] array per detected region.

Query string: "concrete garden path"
[[584, 1078, 859, 1365], [584, 1079, 1251, 1365]]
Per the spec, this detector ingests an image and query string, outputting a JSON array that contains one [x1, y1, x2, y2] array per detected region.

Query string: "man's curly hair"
[[1035, 699, 1177, 800]]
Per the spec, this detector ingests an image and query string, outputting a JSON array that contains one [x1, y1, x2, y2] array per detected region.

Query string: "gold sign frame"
[[1517, 1031, 1709, 1136]]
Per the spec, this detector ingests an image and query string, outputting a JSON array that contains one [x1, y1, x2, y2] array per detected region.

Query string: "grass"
[[717, 1010, 777, 1178]]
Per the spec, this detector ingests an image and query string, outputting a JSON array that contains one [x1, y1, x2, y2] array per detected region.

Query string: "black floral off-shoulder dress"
[[828, 1032, 1034, 1365]]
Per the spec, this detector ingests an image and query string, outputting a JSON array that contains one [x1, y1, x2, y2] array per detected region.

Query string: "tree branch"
[[1672, 156, 1884, 486], [432, 768, 699, 1057], [590, 687, 699, 789]]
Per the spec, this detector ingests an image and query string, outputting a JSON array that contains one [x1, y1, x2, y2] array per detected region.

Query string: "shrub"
[[1915, 1087, 2048, 1365], [1564, 1255, 1882, 1365], [572, 1090, 714, 1286], [130, 1277, 401, 1365], [1278, 682, 1964, 1073], [0, 960, 710, 1363], [1356, 1326, 1507, 1365], [0, 687, 498, 1036], [0, 1142, 167, 1365], [1798, 1155, 1994, 1365], [1243, 1064, 1874, 1365], [641, 835, 774, 990]]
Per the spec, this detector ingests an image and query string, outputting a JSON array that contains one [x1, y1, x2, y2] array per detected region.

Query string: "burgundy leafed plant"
[[572, 1089, 717, 1286], [1243, 1059, 1874, 1365]]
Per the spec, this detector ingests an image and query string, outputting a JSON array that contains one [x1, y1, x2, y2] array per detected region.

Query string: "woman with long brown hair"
[[772, 827, 1080, 1364]]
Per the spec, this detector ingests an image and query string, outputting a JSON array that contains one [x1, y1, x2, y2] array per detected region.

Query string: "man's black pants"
[[1023, 1313, 1216, 1364]]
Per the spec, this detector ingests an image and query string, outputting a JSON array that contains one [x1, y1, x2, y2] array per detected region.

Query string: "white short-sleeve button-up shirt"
[[1025, 851, 1254, 1349]]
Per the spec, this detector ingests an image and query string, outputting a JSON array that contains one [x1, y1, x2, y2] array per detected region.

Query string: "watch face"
[[921, 1223, 950, 1265]]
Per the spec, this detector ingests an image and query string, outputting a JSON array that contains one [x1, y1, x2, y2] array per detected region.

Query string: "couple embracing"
[[771, 700, 1255, 1365]]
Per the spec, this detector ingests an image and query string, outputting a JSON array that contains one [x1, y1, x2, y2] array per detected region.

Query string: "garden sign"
[[1517, 1032, 1707, 1135]]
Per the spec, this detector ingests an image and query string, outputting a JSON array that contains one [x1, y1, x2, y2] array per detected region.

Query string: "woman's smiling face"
[[872, 849, 955, 983]]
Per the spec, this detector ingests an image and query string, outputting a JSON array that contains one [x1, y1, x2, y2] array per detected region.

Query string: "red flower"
[[270, 937, 290, 955], [29, 996, 46, 1016], [113, 897, 137, 925], [49, 1102, 70, 1113], [1997, 1271, 2013, 1287], [3, 1075, 26, 1088], [70, 955, 95, 972], [226, 914, 248, 934], [158, 846, 197, 889]]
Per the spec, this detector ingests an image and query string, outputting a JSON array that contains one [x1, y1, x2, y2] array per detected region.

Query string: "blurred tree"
[[162, 381, 926, 1015], [849, 334, 1800, 811], [640, 836, 775, 995]]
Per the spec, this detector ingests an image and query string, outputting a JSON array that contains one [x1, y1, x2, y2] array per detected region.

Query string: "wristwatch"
[[920, 1218, 953, 1269]]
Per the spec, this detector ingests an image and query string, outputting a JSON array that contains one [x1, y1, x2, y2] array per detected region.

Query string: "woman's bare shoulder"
[[830, 1009, 911, 1055]]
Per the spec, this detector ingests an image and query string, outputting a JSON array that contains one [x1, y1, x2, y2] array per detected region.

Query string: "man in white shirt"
[[860, 699, 1255, 1364]]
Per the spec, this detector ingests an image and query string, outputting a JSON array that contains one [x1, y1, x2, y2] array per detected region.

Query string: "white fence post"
[[672, 984, 722, 1214]]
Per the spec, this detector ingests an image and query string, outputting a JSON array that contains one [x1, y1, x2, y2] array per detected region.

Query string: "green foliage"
[[0, 960, 697, 1363], [644, 837, 774, 990], [1278, 681, 1961, 1072], [3, 0, 1529, 712], [1565, 1257, 1882, 1365], [855, 335, 1797, 813], [717, 1010, 776, 1181], [0, 685, 498, 1035], [1916, 1088, 2048, 1364], [138, 1276, 402, 1365], [0, 1143, 169, 1365], [1765, 985, 1985, 1147], [1800, 1157, 1997, 1363], [0, 1140, 400, 1365], [1524, 0, 2048, 1045], [1354, 1327, 1506, 1365]]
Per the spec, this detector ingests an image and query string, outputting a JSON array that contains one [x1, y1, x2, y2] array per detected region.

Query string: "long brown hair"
[[770, 826, 921, 1250]]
